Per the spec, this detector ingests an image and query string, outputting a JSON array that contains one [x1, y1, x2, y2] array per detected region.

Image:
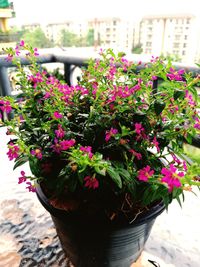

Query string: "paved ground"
[[0, 126, 200, 267]]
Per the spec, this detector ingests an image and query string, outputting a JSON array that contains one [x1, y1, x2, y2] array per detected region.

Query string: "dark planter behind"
[[36, 185, 165, 267]]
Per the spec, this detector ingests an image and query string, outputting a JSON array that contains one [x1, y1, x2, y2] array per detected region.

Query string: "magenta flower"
[[26, 182, 36, 192], [20, 40, 25, 47], [194, 117, 200, 130], [152, 75, 157, 80], [129, 149, 142, 160], [105, 128, 118, 142], [137, 165, 154, 182], [80, 146, 93, 159], [53, 111, 63, 119], [60, 139, 75, 150], [51, 138, 75, 153], [55, 124, 65, 139], [84, 176, 99, 189], [134, 123, 144, 135], [0, 100, 12, 113], [166, 68, 185, 81], [152, 137, 160, 152], [18, 171, 27, 184], [6, 53, 13, 62], [34, 48, 39, 56], [31, 148, 42, 159], [7, 142, 19, 161], [161, 164, 183, 192], [15, 46, 20, 56]]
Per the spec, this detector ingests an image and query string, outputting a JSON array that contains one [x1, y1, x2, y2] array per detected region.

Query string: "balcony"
[[0, 50, 200, 266], [0, 32, 18, 43]]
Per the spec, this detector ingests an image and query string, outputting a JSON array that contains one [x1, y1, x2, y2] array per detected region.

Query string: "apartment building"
[[88, 17, 134, 52], [46, 21, 88, 44], [22, 23, 41, 32], [138, 14, 200, 64]]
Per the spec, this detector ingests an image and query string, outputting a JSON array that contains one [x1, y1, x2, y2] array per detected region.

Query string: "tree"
[[131, 43, 143, 54], [21, 27, 53, 48], [86, 29, 94, 46], [59, 29, 79, 47]]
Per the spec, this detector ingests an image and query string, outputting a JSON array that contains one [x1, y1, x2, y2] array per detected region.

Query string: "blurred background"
[[0, 0, 200, 65]]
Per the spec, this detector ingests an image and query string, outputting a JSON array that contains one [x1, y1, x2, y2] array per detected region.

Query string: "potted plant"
[[1, 41, 200, 267]]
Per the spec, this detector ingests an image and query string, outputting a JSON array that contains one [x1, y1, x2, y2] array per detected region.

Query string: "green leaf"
[[154, 100, 166, 116], [13, 156, 29, 170], [94, 166, 106, 176], [107, 166, 122, 188], [174, 90, 185, 100], [118, 168, 131, 181]]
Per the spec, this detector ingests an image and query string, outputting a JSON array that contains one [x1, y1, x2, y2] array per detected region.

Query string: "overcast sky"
[[10, 0, 199, 26]]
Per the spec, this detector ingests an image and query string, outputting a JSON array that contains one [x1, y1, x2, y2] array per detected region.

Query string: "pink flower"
[[15, 46, 20, 56], [5, 54, 13, 62], [0, 100, 12, 113], [53, 111, 63, 119], [137, 165, 154, 181], [129, 149, 142, 160], [80, 146, 93, 158], [31, 148, 42, 159], [7, 142, 19, 161], [194, 117, 200, 130], [20, 40, 25, 47], [134, 123, 144, 135], [161, 164, 183, 192], [105, 128, 118, 142], [34, 48, 39, 56], [55, 124, 65, 139], [84, 176, 99, 189], [152, 137, 160, 152], [60, 139, 75, 150], [152, 75, 157, 80], [166, 68, 185, 81], [51, 138, 75, 153], [18, 171, 27, 184], [26, 182, 36, 192]]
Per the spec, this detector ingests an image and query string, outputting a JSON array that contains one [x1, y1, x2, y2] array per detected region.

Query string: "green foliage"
[[131, 43, 143, 54], [1, 42, 200, 221], [21, 27, 54, 48]]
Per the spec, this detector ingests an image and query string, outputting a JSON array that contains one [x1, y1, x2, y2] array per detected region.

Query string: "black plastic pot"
[[36, 185, 165, 267]]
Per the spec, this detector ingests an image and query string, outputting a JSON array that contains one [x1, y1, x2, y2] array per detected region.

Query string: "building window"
[[113, 20, 117, 26], [183, 43, 187, 48], [173, 50, 179, 55], [182, 50, 186, 55], [173, 43, 180, 48], [184, 35, 188, 40], [175, 35, 180, 41], [186, 18, 190, 24], [146, 42, 152, 47]]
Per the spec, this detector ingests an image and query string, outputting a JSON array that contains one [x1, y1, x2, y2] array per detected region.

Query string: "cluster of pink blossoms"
[[84, 175, 99, 189], [31, 149, 43, 160], [105, 128, 118, 142], [7, 142, 20, 161], [80, 146, 93, 159], [0, 100, 12, 113], [51, 138, 76, 154], [137, 163, 185, 192], [18, 171, 36, 192], [166, 68, 185, 81], [138, 165, 155, 182]]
